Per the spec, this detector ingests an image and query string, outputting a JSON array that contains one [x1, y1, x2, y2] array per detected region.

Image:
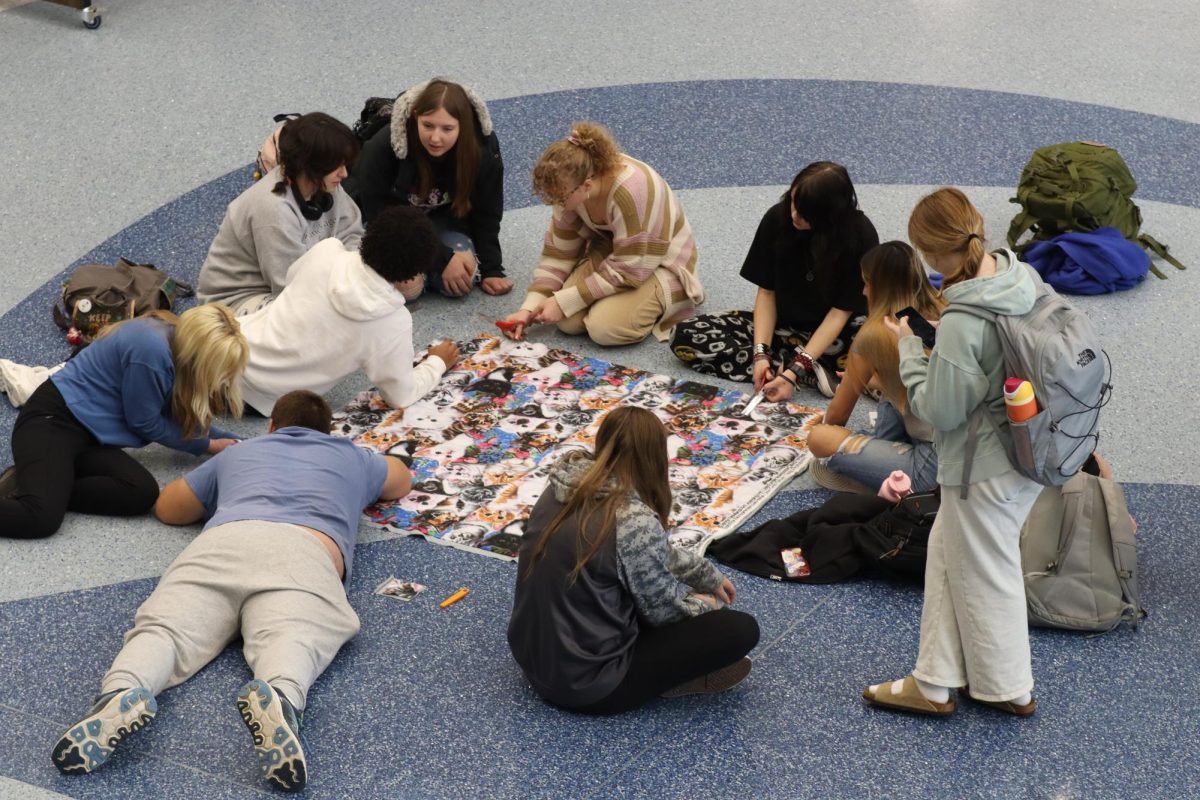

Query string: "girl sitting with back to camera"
[[806, 241, 944, 494], [346, 77, 511, 298], [500, 122, 703, 346], [198, 112, 364, 314], [671, 161, 878, 399], [507, 407, 759, 714]]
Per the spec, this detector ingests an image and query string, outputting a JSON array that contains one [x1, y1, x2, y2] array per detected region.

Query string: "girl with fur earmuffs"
[[345, 78, 512, 297]]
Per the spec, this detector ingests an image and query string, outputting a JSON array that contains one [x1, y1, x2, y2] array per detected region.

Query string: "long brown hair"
[[406, 80, 480, 218], [907, 187, 987, 286], [855, 241, 946, 412], [525, 407, 672, 583]]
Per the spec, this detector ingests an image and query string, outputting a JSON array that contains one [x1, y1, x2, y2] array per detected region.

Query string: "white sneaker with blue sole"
[[51, 687, 157, 774], [237, 678, 307, 792]]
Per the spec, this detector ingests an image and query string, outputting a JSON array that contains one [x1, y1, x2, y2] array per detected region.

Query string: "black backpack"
[[353, 97, 395, 142]]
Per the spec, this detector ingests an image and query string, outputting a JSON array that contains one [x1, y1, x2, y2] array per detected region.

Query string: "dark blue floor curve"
[[1, 485, 1197, 799]]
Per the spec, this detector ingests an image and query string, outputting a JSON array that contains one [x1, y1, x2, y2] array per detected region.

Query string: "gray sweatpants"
[[102, 520, 360, 711]]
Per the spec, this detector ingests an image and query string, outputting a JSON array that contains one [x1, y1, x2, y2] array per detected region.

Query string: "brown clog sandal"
[[862, 675, 955, 716], [960, 686, 1037, 717]]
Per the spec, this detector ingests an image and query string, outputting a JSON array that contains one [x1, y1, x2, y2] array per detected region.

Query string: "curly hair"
[[531, 121, 623, 203], [359, 205, 439, 283]]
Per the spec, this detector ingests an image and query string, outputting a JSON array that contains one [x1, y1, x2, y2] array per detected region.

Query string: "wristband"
[[791, 349, 815, 373], [752, 353, 770, 363], [753, 342, 771, 356]]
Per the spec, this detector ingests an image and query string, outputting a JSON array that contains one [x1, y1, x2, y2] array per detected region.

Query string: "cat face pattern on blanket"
[[332, 335, 821, 559]]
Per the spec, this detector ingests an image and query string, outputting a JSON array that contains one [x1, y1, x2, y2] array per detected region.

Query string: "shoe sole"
[[52, 688, 157, 775], [237, 679, 307, 792], [662, 657, 753, 698], [809, 461, 874, 495]]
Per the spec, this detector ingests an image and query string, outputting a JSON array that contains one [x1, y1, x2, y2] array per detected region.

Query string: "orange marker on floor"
[[439, 587, 470, 609]]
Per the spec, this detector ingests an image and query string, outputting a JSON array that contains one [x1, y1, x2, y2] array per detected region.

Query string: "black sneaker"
[[794, 363, 839, 398], [51, 687, 157, 774], [237, 679, 307, 792], [0, 465, 17, 499]]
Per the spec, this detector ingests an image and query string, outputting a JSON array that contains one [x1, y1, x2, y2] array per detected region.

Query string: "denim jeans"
[[825, 400, 939, 493], [424, 229, 480, 297]]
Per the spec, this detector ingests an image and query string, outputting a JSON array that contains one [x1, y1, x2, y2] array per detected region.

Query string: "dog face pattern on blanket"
[[332, 336, 821, 560]]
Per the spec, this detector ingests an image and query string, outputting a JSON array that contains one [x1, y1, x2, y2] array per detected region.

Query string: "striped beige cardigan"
[[520, 157, 703, 341]]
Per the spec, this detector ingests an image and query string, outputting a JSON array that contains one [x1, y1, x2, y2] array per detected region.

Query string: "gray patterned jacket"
[[550, 452, 724, 626]]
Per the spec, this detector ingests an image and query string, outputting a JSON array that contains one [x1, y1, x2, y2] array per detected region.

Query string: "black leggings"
[[574, 608, 760, 715], [0, 381, 159, 539]]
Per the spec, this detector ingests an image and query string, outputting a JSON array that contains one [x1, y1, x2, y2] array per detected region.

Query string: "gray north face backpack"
[[1020, 472, 1142, 631], [949, 255, 1111, 494]]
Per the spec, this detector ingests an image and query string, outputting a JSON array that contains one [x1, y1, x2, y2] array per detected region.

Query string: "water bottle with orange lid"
[[1003, 378, 1038, 423]]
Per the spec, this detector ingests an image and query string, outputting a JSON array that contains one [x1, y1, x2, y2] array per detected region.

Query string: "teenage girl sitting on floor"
[[0, 305, 248, 540], [671, 161, 878, 398], [346, 77, 512, 298], [807, 241, 945, 494], [507, 407, 759, 714], [198, 113, 364, 314], [501, 122, 704, 346]]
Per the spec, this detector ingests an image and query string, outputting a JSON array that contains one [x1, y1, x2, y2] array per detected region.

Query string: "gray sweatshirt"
[[197, 167, 364, 309], [507, 451, 723, 707], [898, 248, 1037, 486]]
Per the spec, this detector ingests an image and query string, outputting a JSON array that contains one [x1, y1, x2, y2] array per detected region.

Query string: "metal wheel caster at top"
[[82, 5, 101, 28]]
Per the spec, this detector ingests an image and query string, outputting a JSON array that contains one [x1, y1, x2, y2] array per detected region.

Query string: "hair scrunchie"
[[566, 134, 581, 146]]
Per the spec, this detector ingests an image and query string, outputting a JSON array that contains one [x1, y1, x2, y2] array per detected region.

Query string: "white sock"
[[867, 678, 950, 703], [1011, 692, 1032, 706]]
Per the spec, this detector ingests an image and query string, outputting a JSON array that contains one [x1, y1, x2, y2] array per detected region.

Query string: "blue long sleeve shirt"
[[50, 318, 233, 455]]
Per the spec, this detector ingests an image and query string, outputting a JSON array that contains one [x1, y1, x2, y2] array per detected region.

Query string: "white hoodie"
[[238, 237, 446, 415]]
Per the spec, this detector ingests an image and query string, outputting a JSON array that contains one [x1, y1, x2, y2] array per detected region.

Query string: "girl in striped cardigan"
[[501, 122, 704, 346]]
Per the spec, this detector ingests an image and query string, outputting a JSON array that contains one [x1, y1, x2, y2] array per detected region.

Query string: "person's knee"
[[586, 318, 648, 347], [724, 609, 761, 654], [808, 424, 851, 459], [125, 473, 161, 516]]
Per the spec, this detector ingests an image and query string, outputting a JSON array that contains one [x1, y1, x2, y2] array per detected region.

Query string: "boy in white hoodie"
[[236, 206, 460, 415]]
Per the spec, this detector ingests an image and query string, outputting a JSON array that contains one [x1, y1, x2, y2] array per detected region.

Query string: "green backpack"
[[1007, 141, 1185, 279]]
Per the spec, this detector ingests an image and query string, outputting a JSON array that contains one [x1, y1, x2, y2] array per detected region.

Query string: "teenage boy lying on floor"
[[51, 389, 410, 793]]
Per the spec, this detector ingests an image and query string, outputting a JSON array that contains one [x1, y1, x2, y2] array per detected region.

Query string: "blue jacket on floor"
[[1023, 227, 1149, 295]]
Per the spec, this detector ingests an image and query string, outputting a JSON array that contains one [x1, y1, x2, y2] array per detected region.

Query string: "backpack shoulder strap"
[[1007, 208, 1037, 249], [1136, 233, 1186, 279], [1096, 477, 1144, 627]]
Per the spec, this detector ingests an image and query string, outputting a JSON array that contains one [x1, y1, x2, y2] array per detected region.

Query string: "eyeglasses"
[[547, 176, 591, 206]]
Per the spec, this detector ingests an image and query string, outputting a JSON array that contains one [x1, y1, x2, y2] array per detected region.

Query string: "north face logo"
[[1077, 349, 1096, 367]]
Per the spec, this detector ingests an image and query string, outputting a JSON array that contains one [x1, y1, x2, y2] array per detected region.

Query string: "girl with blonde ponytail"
[[501, 122, 704, 346], [862, 187, 1044, 719], [0, 305, 248, 540]]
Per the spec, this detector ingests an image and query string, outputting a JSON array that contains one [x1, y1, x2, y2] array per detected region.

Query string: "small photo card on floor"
[[375, 577, 426, 602]]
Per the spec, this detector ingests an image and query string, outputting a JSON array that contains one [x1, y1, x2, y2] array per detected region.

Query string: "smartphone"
[[896, 307, 938, 349]]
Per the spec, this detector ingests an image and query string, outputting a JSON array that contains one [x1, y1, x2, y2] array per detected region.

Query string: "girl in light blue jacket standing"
[[863, 188, 1043, 718]]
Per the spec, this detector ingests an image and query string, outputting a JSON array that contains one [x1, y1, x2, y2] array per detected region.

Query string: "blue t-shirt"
[[51, 318, 235, 455], [184, 426, 389, 583]]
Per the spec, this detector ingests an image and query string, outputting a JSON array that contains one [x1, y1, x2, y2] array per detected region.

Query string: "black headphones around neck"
[[292, 184, 334, 221]]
